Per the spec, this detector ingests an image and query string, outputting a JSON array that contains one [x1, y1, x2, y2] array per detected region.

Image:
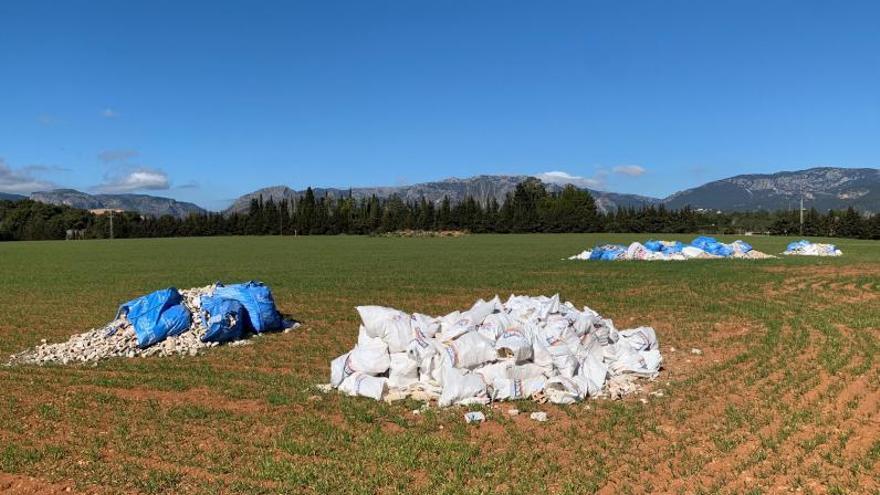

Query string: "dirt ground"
[[1, 235, 878, 494]]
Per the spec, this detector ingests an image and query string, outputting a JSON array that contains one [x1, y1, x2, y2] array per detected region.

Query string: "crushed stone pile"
[[783, 240, 842, 257], [569, 236, 776, 261], [7, 281, 292, 366], [328, 294, 662, 407]]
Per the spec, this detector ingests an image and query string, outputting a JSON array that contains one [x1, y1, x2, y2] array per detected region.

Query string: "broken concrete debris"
[[464, 411, 486, 424], [7, 281, 293, 366], [569, 236, 776, 261], [530, 412, 548, 422], [328, 294, 663, 407]]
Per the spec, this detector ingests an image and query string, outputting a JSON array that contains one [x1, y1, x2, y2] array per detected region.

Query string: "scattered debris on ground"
[[464, 411, 486, 423], [783, 239, 843, 256], [328, 294, 663, 407], [568, 236, 776, 261], [7, 281, 294, 366], [530, 411, 549, 422]]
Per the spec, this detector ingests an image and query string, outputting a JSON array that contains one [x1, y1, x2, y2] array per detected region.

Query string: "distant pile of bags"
[[569, 236, 775, 261], [116, 281, 286, 347], [329, 295, 662, 406], [783, 240, 843, 257]]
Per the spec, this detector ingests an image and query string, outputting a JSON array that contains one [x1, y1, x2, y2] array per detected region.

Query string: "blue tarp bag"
[[644, 240, 664, 252], [731, 240, 753, 253], [603, 248, 625, 261], [589, 244, 626, 261], [691, 236, 733, 257], [786, 240, 811, 251], [690, 236, 718, 251], [162, 304, 192, 337], [705, 242, 733, 257], [117, 288, 192, 348], [212, 281, 284, 332], [200, 296, 245, 343], [588, 248, 605, 260], [662, 241, 685, 254], [645, 240, 683, 254]]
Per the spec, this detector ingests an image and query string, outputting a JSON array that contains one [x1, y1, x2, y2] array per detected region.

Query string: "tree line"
[[2, 179, 879, 241]]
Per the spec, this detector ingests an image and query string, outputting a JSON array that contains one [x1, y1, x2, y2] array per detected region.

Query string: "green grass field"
[[1, 234, 878, 494]]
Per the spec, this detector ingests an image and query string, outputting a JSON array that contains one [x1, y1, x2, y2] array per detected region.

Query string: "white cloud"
[[612, 165, 647, 177], [95, 168, 170, 193], [101, 108, 119, 118], [0, 159, 58, 193], [536, 170, 605, 189]]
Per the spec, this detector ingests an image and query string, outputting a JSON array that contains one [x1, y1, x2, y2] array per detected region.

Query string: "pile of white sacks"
[[329, 295, 662, 407]]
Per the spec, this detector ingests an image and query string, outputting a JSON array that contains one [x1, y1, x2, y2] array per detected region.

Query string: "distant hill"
[[0, 192, 26, 201], [225, 175, 660, 215], [664, 167, 880, 212], [30, 189, 206, 218]]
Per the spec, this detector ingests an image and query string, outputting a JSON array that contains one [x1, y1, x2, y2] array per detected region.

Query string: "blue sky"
[[1, 1, 878, 210]]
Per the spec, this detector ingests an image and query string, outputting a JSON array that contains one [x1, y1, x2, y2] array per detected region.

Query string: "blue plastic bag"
[[661, 241, 685, 254], [644, 240, 664, 252], [589, 244, 626, 261], [691, 236, 733, 257], [162, 304, 193, 337], [645, 240, 685, 254], [730, 240, 753, 253], [690, 236, 718, 251], [200, 296, 245, 343], [117, 288, 192, 348], [786, 240, 811, 252], [212, 281, 284, 332]]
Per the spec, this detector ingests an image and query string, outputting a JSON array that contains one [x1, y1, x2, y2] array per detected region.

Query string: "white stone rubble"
[[530, 411, 549, 422]]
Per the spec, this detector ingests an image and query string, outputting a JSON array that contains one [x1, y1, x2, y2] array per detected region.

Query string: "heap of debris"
[[378, 230, 468, 238], [569, 236, 776, 261], [783, 240, 842, 257], [327, 294, 663, 407], [7, 282, 292, 366]]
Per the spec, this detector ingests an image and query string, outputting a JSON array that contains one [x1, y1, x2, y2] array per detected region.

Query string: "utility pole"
[[109, 210, 114, 240], [799, 195, 805, 236]]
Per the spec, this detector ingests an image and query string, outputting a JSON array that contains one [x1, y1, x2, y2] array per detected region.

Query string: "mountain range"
[[225, 167, 880, 215], [10, 166, 880, 217], [28, 189, 205, 218], [223, 175, 659, 215], [0, 192, 26, 201], [663, 167, 880, 212]]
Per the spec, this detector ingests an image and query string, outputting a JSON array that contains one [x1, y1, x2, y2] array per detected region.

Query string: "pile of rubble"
[[379, 230, 468, 238], [7, 282, 291, 366], [783, 240, 842, 257], [327, 294, 663, 407], [569, 236, 776, 261]]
